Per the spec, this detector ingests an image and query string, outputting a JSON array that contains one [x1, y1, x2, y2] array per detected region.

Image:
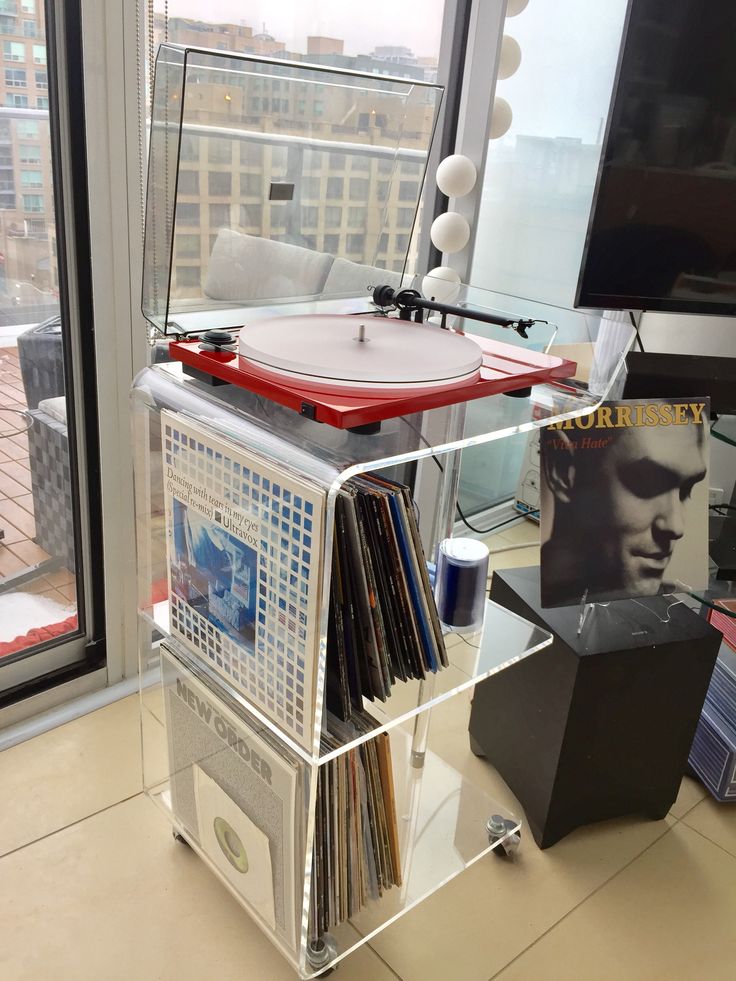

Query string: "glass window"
[[349, 178, 369, 201], [176, 233, 201, 257], [301, 176, 320, 198], [239, 202, 263, 228], [179, 135, 198, 161], [3, 41, 25, 62], [328, 152, 344, 169], [207, 138, 232, 164], [22, 20, 37, 38], [176, 265, 201, 288], [34, 69, 46, 89], [378, 232, 389, 253], [471, 0, 629, 310], [395, 233, 410, 253], [240, 143, 262, 166], [209, 202, 230, 227], [461, 0, 629, 518], [20, 169, 42, 187], [36, 96, 48, 109], [19, 143, 40, 163], [5, 94, 28, 107], [177, 169, 199, 195], [397, 207, 414, 228], [346, 233, 365, 254], [5, 69, 27, 88], [208, 171, 231, 196], [326, 177, 343, 199], [240, 172, 261, 196], [16, 119, 37, 139], [21, 0, 36, 11], [21, 193, 43, 211], [347, 206, 365, 227], [301, 205, 318, 227], [398, 179, 418, 201], [323, 233, 340, 253], [32, 44, 45, 64], [324, 205, 342, 227], [377, 180, 390, 202], [176, 202, 200, 225]]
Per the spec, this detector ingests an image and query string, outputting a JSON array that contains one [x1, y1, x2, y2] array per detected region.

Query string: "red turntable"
[[170, 286, 577, 432]]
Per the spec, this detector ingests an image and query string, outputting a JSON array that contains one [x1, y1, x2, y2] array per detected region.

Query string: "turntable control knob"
[[200, 328, 237, 352]]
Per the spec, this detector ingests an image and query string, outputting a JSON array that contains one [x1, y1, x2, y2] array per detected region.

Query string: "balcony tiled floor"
[[0, 346, 76, 633]]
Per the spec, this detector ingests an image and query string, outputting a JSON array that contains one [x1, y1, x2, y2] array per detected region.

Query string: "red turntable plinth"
[[170, 314, 577, 430]]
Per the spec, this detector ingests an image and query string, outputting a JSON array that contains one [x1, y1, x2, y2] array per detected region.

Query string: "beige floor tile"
[[669, 774, 707, 820], [0, 695, 142, 857], [487, 545, 540, 581], [367, 694, 674, 981], [682, 793, 736, 858], [494, 822, 736, 981], [488, 518, 541, 548], [0, 795, 400, 981]]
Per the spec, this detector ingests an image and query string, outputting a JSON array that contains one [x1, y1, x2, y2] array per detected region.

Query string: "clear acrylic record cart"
[[134, 43, 633, 977]]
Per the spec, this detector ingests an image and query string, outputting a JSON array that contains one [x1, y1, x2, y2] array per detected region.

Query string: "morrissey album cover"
[[539, 398, 709, 608]]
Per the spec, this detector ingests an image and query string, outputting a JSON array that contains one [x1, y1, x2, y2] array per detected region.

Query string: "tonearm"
[[371, 284, 544, 340]]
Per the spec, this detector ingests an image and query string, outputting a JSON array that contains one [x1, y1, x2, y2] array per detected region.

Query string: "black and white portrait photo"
[[539, 399, 709, 608]]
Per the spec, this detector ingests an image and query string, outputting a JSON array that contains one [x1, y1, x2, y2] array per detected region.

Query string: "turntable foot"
[[504, 387, 532, 399], [172, 828, 190, 846], [347, 421, 381, 435]]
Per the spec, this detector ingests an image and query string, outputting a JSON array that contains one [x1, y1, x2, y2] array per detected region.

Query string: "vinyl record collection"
[[327, 474, 448, 721], [312, 711, 402, 934], [315, 473, 448, 928], [162, 412, 449, 939]]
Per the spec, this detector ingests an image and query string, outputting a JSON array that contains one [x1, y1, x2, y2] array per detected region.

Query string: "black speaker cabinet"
[[469, 567, 722, 848]]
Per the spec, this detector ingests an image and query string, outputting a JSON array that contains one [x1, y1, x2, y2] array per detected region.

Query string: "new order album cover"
[[539, 398, 710, 608], [161, 643, 301, 949]]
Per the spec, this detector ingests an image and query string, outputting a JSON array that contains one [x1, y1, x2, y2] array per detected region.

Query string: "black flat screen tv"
[[576, 0, 736, 315]]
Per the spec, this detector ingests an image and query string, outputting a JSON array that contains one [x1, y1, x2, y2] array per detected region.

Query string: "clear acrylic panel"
[[133, 277, 632, 976], [141, 637, 527, 978], [142, 43, 443, 335]]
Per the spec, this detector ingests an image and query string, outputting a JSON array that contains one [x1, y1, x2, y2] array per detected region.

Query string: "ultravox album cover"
[[539, 398, 710, 608], [161, 644, 301, 949], [162, 409, 326, 750]]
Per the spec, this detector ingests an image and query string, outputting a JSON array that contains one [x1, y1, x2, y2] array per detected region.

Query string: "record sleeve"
[[539, 398, 710, 607], [162, 409, 326, 749], [161, 642, 301, 949]]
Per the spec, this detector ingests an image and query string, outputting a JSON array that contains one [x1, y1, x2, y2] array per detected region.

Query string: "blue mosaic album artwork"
[[170, 497, 258, 647], [161, 410, 325, 750]]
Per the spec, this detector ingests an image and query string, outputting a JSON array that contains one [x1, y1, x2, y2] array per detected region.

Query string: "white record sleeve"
[[162, 643, 301, 949], [194, 765, 277, 930], [161, 409, 326, 749]]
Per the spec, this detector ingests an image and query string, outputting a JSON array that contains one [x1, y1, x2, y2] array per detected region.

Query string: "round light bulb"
[[490, 97, 513, 139], [430, 212, 471, 254], [422, 266, 462, 303], [506, 0, 529, 16], [436, 154, 477, 198], [498, 36, 522, 79]]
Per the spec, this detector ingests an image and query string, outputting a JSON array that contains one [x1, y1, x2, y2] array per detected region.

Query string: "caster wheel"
[[307, 934, 338, 976], [468, 733, 486, 758], [486, 814, 521, 859]]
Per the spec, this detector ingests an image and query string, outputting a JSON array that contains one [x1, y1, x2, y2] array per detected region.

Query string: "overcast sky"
[[164, 0, 446, 60]]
